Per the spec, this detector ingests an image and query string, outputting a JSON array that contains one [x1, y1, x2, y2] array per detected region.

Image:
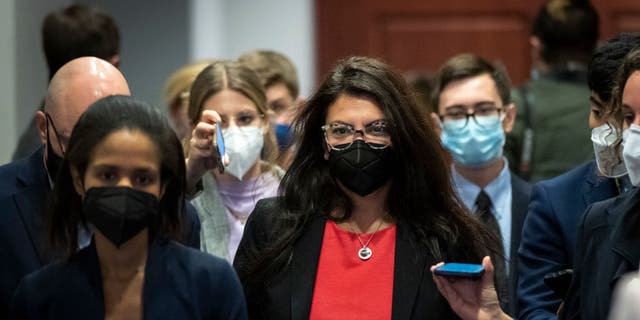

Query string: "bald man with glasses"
[[0, 57, 202, 317]]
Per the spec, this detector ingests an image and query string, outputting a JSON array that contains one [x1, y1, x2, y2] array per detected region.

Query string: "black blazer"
[[11, 239, 247, 319], [234, 198, 460, 320], [507, 174, 532, 316], [0, 147, 202, 317], [563, 187, 640, 320]]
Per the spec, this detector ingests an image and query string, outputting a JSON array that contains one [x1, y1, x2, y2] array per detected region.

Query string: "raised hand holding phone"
[[186, 110, 228, 191], [430, 256, 512, 320], [211, 123, 226, 173]]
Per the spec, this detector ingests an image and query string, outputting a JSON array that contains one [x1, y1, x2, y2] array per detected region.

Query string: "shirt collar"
[[451, 157, 511, 216]]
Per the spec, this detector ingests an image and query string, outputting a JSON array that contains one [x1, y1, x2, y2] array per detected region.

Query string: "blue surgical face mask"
[[274, 123, 292, 150], [440, 115, 505, 166]]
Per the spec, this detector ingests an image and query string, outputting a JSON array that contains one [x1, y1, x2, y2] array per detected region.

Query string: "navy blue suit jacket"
[[11, 239, 247, 319], [517, 161, 620, 320], [563, 187, 640, 320], [0, 148, 201, 317]]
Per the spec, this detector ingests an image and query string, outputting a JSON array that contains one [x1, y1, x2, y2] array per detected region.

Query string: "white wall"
[[80, 0, 191, 109], [0, 0, 16, 164], [87, 0, 316, 109], [190, 0, 226, 61], [190, 0, 315, 98], [0, 0, 70, 163], [15, 0, 71, 127]]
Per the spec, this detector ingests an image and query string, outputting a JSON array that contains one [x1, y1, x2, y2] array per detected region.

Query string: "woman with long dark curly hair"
[[233, 56, 502, 319]]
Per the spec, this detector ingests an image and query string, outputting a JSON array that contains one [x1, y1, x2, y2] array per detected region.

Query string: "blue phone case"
[[214, 124, 225, 173], [434, 263, 484, 280]]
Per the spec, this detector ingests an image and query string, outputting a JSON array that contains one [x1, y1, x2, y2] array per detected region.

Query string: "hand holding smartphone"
[[433, 263, 485, 280], [431, 257, 509, 320], [211, 123, 225, 173]]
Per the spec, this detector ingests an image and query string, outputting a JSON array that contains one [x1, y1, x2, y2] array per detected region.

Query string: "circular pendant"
[[358, 246, 372, 261]]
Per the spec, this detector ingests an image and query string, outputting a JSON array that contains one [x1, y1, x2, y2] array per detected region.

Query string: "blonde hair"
[[163, 60, 216, 115], [238, 50, 299, 98]]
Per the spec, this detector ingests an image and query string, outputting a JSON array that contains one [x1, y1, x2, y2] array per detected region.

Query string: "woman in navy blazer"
[[233, 57, 502, 319], [11, 96, 247, 319], [562, 47, 640, 320]]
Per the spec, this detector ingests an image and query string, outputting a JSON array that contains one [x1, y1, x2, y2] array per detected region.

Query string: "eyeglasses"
[[439, 103, 504, 130], [218, 111, 264, 129], [321, 120, 391, 150]]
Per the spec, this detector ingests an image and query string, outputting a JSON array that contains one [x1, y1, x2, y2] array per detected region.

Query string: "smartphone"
[[544, 269, 573, 299], [212, 124, 225, 173], [434, 263, 485, 280]]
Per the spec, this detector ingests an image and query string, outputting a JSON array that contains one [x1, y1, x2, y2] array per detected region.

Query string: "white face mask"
[[591, 124, 627, 178], [622, 124, 640, 186], [222, 126, 264, 180]]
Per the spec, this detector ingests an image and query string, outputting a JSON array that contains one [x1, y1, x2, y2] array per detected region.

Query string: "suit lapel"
[[65, 240, 105, 317], [581, 161, 617, 207], [13, 148, 50, 266], [608, 188, 640, 275], [508, 175, 530, 315], [290, 215, 325, 320], [509, 175, 529, 269], [143, 240, 170, 319], [13, 191, 47, 265], [391, 221, 428, 320]]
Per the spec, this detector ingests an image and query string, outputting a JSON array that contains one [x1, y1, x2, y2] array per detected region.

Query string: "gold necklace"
[[346, 219, 385, 261]]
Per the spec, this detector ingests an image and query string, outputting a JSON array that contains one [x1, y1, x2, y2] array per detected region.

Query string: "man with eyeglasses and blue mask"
[[430, 53, 532, 317]]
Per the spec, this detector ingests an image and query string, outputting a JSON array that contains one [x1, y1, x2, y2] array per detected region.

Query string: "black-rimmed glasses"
[[439, 103, 503, 130]]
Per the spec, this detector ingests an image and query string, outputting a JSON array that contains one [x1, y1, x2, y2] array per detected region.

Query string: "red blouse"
[[309, 221, 397, 320]]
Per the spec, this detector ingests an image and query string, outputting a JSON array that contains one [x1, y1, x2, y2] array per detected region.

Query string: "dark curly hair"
[[588, 33, 640, 104], [238, 56, 502, 291]]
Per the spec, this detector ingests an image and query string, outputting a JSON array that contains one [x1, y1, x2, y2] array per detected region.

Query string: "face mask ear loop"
[[78, 181, 91, 230], [436, 116, 447, 133], [45, 112, 66, 156]]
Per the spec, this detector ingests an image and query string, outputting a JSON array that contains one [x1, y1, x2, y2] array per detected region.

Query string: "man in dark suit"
[[0, 57, 130, 316], [0, 57, 200, 316], [430, 53, 532, 316], [516, 33, 640, 320]]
